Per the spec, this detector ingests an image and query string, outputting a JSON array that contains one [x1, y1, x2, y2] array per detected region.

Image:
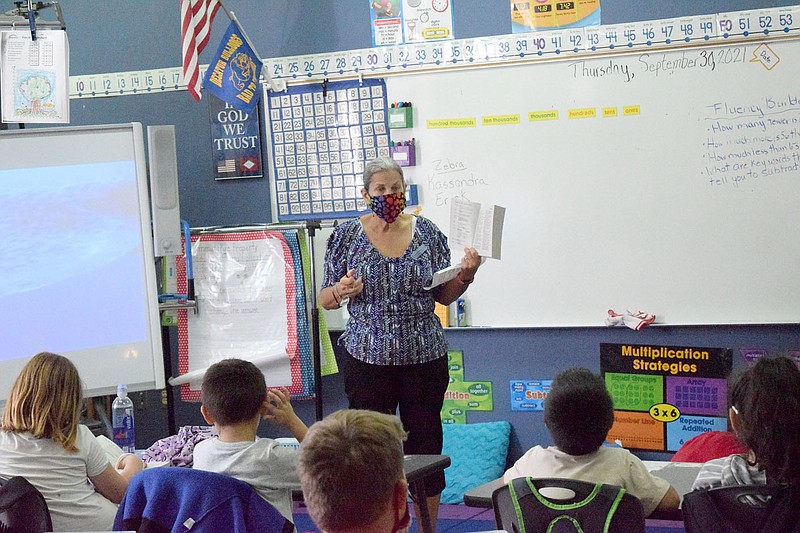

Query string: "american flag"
[[180, 0, 222, 101], [217, 159, 236, 173]]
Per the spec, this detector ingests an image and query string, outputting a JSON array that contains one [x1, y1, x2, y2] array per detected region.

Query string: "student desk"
[[462, 461, 702, 527], [294, 454, 450, 533], [403, 454, 451, 532]]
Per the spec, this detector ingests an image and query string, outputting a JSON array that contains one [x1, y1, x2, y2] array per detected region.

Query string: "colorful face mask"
[[369, 191, 406, 223]]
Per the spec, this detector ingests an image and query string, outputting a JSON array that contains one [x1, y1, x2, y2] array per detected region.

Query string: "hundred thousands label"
[[427, 118, 477, 129]]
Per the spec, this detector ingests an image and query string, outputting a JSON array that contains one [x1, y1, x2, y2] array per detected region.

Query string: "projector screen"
[[0, 123, 164, 401]]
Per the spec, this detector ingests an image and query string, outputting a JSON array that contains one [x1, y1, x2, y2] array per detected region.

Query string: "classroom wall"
[[56, 0, 800, 459]]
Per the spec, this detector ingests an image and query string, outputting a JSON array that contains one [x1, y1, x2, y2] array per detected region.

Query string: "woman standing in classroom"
[[320, 156, 481, 528]]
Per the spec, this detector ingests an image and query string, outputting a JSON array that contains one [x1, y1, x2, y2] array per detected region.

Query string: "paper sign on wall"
[[510, 379, 552, 411], [441, 351, 493, 424], [511, 0, 601, 33], [1, 30, 69, 123], [600, 343, 732, 452], [370, 0, 455, 46]]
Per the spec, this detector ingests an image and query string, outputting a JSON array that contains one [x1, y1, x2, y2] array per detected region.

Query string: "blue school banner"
[[202, 21, 262, 112]]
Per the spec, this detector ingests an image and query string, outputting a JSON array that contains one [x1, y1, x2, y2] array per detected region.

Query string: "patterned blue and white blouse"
[[323, 216, 450, 366]]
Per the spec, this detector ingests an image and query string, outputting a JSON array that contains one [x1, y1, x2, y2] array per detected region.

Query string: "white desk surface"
[[642, 461, 703, 497]]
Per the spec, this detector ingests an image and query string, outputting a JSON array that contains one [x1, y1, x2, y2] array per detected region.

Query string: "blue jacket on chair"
[[114, 467, 293, 533]]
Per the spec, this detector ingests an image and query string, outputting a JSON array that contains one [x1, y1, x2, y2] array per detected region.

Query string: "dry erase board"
[[384, 38, 800, 326]]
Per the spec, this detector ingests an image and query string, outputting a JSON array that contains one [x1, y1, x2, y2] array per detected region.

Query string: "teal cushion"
[[440, 421, 511, 504]]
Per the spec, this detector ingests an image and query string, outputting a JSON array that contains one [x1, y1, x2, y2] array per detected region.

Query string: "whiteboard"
[[385, 39, 800, 326]]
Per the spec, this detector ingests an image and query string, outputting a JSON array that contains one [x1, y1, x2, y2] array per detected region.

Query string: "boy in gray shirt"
[[193, 358, 308, 524]]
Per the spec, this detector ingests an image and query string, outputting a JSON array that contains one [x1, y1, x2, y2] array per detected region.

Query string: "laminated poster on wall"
[[441, 351, 493, 424], [510, 0, 601, 33], [510, 379, 552, 412], [370, 0, 455, 46], [600, 343, 732, 453], [208, 93, 263, 180], [1, 29, 69, 123]]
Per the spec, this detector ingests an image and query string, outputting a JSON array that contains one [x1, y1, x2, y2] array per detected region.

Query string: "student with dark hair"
[[692, 357, 800, 489], [193, 358, 308, 525], [503, 368, 680, 517]]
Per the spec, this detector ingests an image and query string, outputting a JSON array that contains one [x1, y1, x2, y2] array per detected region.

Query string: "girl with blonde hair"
[[0, 352, 142, 531]]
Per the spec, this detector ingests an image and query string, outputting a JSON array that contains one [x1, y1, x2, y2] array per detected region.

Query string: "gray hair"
[[363, 156, 404, 190]]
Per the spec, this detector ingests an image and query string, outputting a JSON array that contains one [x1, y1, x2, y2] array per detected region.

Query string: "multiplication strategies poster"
[[600, 343, 732, 452]]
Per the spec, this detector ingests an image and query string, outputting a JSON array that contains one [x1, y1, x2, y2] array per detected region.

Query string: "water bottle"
[[112, 384, 135, 453], [456, 297, 467, 327]]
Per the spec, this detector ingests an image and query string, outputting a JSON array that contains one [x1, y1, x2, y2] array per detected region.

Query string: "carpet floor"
[[293, 502, 496, 532]]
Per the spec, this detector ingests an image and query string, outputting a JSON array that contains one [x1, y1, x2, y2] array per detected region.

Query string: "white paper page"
[[97, 435, 169, 469], [449, 197, 481, 250], [472, 207, 494, 257], [472, 205, 505, 259], [96, 435, 125, 465], [1, 30, 70, 123], [424, 264, 461, 290], [186, 238, 292, 390]]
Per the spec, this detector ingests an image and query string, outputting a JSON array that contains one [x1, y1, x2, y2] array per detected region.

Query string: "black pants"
[[343, 353, 450, 497]]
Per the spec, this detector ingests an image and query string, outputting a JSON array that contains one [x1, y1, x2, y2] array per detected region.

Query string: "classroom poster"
[[600, 343, 732, 452], [511, 0, 601, 33], [209, 94, 263, 180], [510, 379, 552, 411], [370, 0, 404, 46], [1, 29, 69, 123], [403, 0, 455, 42], [441, 351, 493, 424], [370, 0, 455, 46]]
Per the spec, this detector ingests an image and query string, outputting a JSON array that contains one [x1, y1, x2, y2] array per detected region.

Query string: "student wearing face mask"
[[319, 156, 480, 530]]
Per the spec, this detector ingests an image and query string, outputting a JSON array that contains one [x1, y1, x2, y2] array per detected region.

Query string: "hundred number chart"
[[265, 78, 390, 221]]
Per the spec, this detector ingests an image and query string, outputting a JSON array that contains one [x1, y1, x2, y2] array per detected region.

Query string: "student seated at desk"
[[0, 352, 143, 532], [297, 409, 411, 533], [671, 430, 747, 463], [692, 357, 800, 490], [193, 358, 308, 526], [502, 368, 680, 517]]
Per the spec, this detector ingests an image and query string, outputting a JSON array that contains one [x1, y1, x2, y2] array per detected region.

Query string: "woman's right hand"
[[335, 269, 363, 300]]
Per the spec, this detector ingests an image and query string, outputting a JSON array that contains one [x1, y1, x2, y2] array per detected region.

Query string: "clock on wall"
[[432, 0, 449, 12]]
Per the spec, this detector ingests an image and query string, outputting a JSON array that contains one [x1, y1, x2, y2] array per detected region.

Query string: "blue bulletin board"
[[265, 79, 390, 221]]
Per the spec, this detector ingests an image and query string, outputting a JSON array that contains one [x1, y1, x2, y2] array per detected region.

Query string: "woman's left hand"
[[458, 247, 481, 283]]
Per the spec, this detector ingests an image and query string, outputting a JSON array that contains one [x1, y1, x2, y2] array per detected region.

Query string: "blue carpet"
[[293, 504, 685, 532], [293, 503, 496, 532]]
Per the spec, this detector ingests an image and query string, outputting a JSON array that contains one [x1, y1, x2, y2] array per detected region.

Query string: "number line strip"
[[69, 5, 800, 99]]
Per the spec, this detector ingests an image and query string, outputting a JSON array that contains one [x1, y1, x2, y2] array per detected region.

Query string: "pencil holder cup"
[[388, 107, 413, 128], [390, 144, 416, 167]]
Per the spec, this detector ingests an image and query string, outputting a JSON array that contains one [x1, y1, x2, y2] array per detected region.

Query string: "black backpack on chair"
[[683, 484, 800, 533], [0, 477, 52, 533], [492, 477, 645, 533]]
